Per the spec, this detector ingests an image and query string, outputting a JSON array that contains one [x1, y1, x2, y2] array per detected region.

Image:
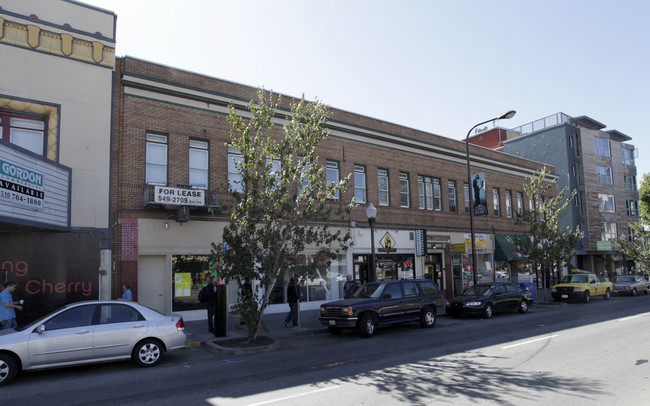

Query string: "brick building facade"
[[112, 56, 555, 318]]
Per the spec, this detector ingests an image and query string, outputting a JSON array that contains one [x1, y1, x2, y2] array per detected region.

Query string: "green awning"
[[495, 234, 527, 262]]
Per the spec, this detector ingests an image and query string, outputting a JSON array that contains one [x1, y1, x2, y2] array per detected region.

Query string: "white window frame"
[[505, 190, 513, 218], [418, 176, 434, 210], [493, 188, 501, 217], [378, 168, 389, 206], [464, 183, 470, 214], [517, 192, 524, 216], [228, 146, 244, 192], [326, 160, 340, 201], [354, 164, 367, 204], [448, 181, 457, 213], [189, 139, 209, 189], [146, 133, 168, 185], [601, 222, 617, 241], [399, 172, 410, 208]]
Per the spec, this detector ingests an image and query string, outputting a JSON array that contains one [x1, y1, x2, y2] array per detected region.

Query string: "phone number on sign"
[[0, 190, 43, 207], [156, 195, 202, 205]]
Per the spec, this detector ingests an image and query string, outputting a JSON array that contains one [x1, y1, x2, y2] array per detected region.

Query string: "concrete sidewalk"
[[184, 308, 325, 347]]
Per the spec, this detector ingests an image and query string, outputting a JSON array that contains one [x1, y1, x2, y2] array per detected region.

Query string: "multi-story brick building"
[[112, 56, 555, 318], [469, 112, 640, 280], [0, 0, 115, 322]]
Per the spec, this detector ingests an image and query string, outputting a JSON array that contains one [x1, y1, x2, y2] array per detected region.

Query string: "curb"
[[206, 337, 280, 355]]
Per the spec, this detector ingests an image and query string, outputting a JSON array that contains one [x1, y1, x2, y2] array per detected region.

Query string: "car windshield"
[[561, 275, 588, 284], [614, 276, 635, 283], [463, 285, 495, 296], [354, 283, 384, 298]]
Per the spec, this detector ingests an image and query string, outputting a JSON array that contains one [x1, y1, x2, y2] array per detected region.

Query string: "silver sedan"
[[0, 300, 187, 386]]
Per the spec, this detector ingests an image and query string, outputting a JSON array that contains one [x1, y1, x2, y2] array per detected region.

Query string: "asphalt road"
[[3, 294, 649, 405]]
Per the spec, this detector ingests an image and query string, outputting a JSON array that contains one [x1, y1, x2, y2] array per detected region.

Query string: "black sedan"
[[445, 283, 533, 319]]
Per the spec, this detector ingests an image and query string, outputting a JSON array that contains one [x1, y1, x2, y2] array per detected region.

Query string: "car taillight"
[[176, 317, 185, 331]]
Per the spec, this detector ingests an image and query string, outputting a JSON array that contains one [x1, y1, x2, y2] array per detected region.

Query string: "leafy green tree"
[[513, 167, 583, 302], [210, 90, 354, 342], [639, 173, 650, 222]]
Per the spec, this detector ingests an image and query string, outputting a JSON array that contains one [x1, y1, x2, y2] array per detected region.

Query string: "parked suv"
[[319, 279, 444, 338]]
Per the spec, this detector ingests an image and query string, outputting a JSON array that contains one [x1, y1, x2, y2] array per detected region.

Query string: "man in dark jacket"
[[284, 278, 299, 327], [204, 277, 218, 333], [343, 274, 358, 299]]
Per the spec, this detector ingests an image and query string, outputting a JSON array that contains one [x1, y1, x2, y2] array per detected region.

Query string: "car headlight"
[[342, 307, 355, 316], [464, 301, 482, 307], [320, 306, 326, 316], [551, 288, 557, 292], [574, 287, 581, 291]]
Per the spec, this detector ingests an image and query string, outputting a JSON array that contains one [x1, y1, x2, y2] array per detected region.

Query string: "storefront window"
[[172, 255, 213, 312], [269, 254, 348, 303], [375, 254, 415, 281]]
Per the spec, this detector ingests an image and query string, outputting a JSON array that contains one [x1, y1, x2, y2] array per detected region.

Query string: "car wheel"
[[420, 307, 436, 328], [359, 314, 377, 338], [631, 288, 637, 297], [0, 354, 19, 386], [518, 299, 529, 313], [482, 303, 493, 319], [133, 339, 163, 367], [604, 289, 611, 300], [327, 326, 342, 334], [583, 291, 590, 303]]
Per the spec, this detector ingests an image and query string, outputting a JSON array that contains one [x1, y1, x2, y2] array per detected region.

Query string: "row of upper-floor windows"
[[597, 193, 639, 217], [571, 161, 638, 191], [146, 132, 555, 219], [593, 136, 636, 166]]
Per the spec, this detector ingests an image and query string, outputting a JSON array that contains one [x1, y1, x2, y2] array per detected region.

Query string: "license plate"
[[329, 320, 336, 326], [561, 294, 568, 299]]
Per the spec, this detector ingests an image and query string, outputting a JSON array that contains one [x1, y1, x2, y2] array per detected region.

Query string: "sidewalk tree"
[[210, 90, 354, 343], [513, 167, 583, 302], [613, 173, 649, 276]]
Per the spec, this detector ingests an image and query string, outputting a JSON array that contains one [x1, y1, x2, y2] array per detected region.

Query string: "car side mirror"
[[36, 324, 46, 333]]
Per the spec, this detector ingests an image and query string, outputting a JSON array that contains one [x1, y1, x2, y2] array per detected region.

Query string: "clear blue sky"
[[84, 0, 650, 180]]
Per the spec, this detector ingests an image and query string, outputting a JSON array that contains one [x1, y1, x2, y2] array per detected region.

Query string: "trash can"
[[214, 284, 228, 337], [519, 282, 536, 303]]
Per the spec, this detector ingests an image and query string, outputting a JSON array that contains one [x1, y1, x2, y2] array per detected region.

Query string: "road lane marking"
[[502, 335, 559, 349]]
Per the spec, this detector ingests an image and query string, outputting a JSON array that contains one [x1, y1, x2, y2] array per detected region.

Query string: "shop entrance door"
[[452, 264, 463, 297]]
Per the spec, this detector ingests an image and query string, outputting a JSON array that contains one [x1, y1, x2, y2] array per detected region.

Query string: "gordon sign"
[[154, 186, 205, 206], [0, 158, 45, 210]]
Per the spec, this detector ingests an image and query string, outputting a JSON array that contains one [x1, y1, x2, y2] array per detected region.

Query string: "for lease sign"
[[0, 159, 45, 210], [154, 186, 205, 206]]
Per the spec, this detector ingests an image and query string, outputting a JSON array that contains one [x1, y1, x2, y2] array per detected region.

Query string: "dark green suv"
[[319, 279, 444, 338]]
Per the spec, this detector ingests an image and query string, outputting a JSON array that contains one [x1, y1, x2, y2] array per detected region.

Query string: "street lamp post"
[[366, 203, 377, 282], [466, 110, 516, 287]]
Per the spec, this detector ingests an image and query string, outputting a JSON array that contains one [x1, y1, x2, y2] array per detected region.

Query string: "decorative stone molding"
[[0, 17, 114, 68]]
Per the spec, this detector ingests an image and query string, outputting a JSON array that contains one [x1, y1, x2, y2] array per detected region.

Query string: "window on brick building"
[[433, 178, 441, 211], [0, 111, 47, 156], [228, 146, 244, 192], [418, 176, 434, 210], [464, 183, 470, 214], [505, 190, 513, 218], [493, 188, 501, 217], [354, 164, 366, 204], [326, 160, 340, 201], [517, 192, 524, 216], [399, 172, 410, 208], [529, 196, 536, 220], [146, 133, 168, 185], [378, 168, 389, 206], [189, 139, 208, 189], [448, 181, 457, 213], [539, 196, 545, 221], [267, 157, 281, 191]]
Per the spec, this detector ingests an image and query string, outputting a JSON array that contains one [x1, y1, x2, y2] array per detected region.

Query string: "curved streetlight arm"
[[465, 111, 516, 287]]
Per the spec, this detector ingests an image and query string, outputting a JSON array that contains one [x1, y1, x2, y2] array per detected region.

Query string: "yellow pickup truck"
[[551, 273, 613, 303]]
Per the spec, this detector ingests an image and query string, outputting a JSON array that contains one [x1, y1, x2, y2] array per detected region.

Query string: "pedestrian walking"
[[0, 281, 23, 330], [201, 277, 218, 333], [284, 278, 299, 327], [343, 274, 358, 299]]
